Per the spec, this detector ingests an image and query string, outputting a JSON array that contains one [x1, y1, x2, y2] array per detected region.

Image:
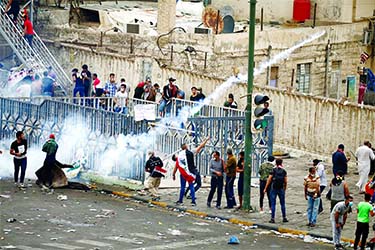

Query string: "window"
[[296, 63, 311, 93], [269, 66, 279, 87], [329, 61, 342, 99]]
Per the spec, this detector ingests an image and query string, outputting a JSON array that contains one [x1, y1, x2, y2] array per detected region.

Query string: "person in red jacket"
[[21, 10, 34, 47]]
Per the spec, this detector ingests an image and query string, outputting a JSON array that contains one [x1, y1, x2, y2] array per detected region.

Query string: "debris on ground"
[[6, 218, 16, 223], [193, 222, 209, 226], [0, 194, 11, 199], [168, 229, 182, 236], [57, 195, 67, 201], [228, 235, 240, 244]]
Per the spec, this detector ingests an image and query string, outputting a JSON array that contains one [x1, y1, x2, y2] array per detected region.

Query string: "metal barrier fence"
[[8, 96, 245, 118], [0, 97, 148, 181], [0, 97, 273, 181]]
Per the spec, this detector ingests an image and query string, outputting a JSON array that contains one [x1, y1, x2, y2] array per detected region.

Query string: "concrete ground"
[[0, 179, 331, 250]]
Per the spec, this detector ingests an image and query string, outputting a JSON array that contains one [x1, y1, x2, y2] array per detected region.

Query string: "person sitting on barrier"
[[159, 77, 178, 117], [114, 83, 128, 115]]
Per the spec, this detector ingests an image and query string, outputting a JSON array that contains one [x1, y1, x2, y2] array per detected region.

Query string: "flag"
[[176, 151, 195, 183], [360, 51, 370, 64]]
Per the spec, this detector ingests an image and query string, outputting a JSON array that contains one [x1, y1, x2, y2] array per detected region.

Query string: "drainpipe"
[[352, 0, 357, 22], [324, 39, 331, 97], [266, 45, 272, 85]]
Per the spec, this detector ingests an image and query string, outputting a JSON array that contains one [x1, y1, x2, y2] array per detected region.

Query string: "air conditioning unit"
[[194, 27, 212, 34], [127, 24, 140, 34], [362, 28, 373, 45]]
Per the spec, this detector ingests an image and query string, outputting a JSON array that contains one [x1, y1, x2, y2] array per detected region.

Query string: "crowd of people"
[[142, 140, 375, 250], [69, 66, 226, 117]]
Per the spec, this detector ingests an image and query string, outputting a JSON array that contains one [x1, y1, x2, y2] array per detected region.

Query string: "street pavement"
[[0, 179, 331, 250], [145, 155, 372, 246]]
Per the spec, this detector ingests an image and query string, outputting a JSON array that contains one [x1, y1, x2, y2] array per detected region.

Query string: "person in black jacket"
[[145, 151, 166, 201]]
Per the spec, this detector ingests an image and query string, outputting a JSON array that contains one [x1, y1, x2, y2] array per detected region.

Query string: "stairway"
[[0, 2, 71, 96]]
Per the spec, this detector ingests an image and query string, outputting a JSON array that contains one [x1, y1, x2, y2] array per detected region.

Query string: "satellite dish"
[[202, 6, 224, 34], [202, 5, 235, 34]]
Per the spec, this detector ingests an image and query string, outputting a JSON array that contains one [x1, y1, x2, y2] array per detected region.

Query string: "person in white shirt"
[[114, 84, 128, 115], [355, 141, 375, 193], [314, 159, 327, 214]]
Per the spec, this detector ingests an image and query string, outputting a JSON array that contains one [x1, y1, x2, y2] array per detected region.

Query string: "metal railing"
[[8, 96, 244, 118], [0, 1, 71, 95]]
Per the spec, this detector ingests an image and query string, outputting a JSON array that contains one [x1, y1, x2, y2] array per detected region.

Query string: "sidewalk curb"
[[106, 190, 355, 245]]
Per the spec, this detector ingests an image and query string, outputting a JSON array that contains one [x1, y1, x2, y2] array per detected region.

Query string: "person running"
[[207, 151, 224, 209], [264, 158, 288, 223], [354, 193, 375, 250], [10, 131, 27, 187], [236, 151, 244, 209]]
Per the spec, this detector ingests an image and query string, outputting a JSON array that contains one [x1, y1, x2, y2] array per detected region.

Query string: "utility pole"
[[243, 0, 256, 210]]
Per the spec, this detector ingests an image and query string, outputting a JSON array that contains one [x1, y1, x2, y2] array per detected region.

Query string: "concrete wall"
[[256, 0, 294, 23], [255, 0, 375, 23]]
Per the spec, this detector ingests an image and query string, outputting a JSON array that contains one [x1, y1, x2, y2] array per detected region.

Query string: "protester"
[[41, 134, 59, 187], [21, 10, 34, 47], [114, 83, 128, 115], [10, 131, 27, 187], [224, 148, 237, 209], [329, 171, 350, 212], [355, 141, 375, 193], [81, 64, 92, 97], [236, 151, 244, 209], [314, 159, 327, 214], [172, 137, 209, 206], [354, 193, 375, 250], [41, 71, 55, 97], [224, 93, 238, 109], [145, 151, 166, 201], [190, 86, 205, 102], [5, 0, 20, 23], [153, 83, 162, 103], [207, 151, 224, 209], [92, 73, 103, 97], [104, 73, 117, 97], [304, 167, 321, 227], [72, 71, 84, 98], [330, 195, 354, 250], [332, 144, 350, 176], [159, 77, 178, 117], [264, 158, 288, 223], [258, 155, 275, 213], [184, 137, 210, 199]]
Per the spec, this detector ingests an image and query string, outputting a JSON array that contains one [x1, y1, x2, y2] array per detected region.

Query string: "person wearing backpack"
[[264, 158, 288, 223]]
